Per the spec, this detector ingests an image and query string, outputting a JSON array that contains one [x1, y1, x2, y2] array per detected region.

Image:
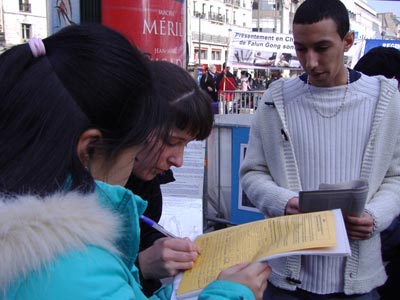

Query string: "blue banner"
[[364, 39, 400, 53]]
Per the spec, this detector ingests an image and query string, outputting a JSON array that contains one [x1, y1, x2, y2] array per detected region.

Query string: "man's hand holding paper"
[[345, 212, 374, 240]]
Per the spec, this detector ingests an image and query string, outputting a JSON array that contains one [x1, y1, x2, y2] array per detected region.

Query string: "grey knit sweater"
[[286, 73, 377, 293], [240, 73, 400, 294]]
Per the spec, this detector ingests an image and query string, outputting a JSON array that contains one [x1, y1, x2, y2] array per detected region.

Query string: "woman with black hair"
[[0, 24, 271, 300]]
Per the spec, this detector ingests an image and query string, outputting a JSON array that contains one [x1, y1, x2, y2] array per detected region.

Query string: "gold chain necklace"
[[307, 69, 350, 118]]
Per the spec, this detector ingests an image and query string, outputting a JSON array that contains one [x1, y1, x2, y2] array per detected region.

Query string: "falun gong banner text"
[[102, 0, 186, 67], [227, 31, 302, 70]]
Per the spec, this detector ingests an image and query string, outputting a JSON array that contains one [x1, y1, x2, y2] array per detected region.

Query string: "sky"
[[366, 0, 400, 17]]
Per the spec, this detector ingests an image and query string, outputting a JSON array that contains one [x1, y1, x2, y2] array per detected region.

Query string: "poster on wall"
[[49, 0, 80, 34], [102, 0, 186, 67], [227, 31, 302, 70]]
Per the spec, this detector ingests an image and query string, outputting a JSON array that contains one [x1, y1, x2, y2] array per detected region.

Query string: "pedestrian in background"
[[200, 64, 218, 102], [216, 63, 237, 112], [265, 69, 282, 89], [240, 70, 252, 91], [216, 63, 237, 100]]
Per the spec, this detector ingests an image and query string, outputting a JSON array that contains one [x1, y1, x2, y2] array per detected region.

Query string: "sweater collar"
[[300, 68, 361, 84]]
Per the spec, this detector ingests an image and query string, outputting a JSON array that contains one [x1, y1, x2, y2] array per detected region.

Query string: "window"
[[200, 49, 208, 60], [21, 23, 31, 41], [194, 49, 208, 61], [260, 0, 276, 10], [19, 0, 31, 12], [212, 50, 221, 60], [0, 32, 5, 47]]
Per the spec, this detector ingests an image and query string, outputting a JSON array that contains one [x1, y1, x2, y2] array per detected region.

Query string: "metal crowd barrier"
[[217, 90, 265, 114]]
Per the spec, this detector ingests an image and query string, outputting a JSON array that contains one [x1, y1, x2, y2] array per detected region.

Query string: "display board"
[[230, 127, 264, 224], [227, 31, 301, 70], [227, 30, 400, 71]]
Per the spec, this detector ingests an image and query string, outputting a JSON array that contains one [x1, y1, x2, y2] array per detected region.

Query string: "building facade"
[[187, 0, 394, 70], [378, 12, 400, 39], [188, 0, 253, 71], [2, 0, 47, 48], [0, 0, 4, 49], [0, 0, 399, 65]]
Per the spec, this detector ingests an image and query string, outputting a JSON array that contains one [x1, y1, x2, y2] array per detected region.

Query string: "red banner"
[[102, 0, 186, 67]]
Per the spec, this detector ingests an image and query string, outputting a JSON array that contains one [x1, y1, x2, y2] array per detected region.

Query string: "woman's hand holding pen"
[[138, 237, 200, 279]]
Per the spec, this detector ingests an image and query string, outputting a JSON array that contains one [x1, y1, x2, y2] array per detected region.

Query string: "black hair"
[[354, 46, 400, 79], [0, 24, 168, 197], [150, 61, 214, 141], [293, 0, 350, 40]]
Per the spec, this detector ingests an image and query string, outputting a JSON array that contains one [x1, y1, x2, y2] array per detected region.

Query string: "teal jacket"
[[1, 181, 255, 300]]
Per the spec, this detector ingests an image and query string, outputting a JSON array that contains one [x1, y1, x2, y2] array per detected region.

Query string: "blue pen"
[[140, 215, 178, 238]]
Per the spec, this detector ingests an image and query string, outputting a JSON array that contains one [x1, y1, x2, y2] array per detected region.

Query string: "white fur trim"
[[0, 192, 121, 290]]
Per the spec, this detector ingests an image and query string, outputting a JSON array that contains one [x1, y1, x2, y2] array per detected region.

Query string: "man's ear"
[[77, 129, 102, 167], [343, 31, 355, 52]]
